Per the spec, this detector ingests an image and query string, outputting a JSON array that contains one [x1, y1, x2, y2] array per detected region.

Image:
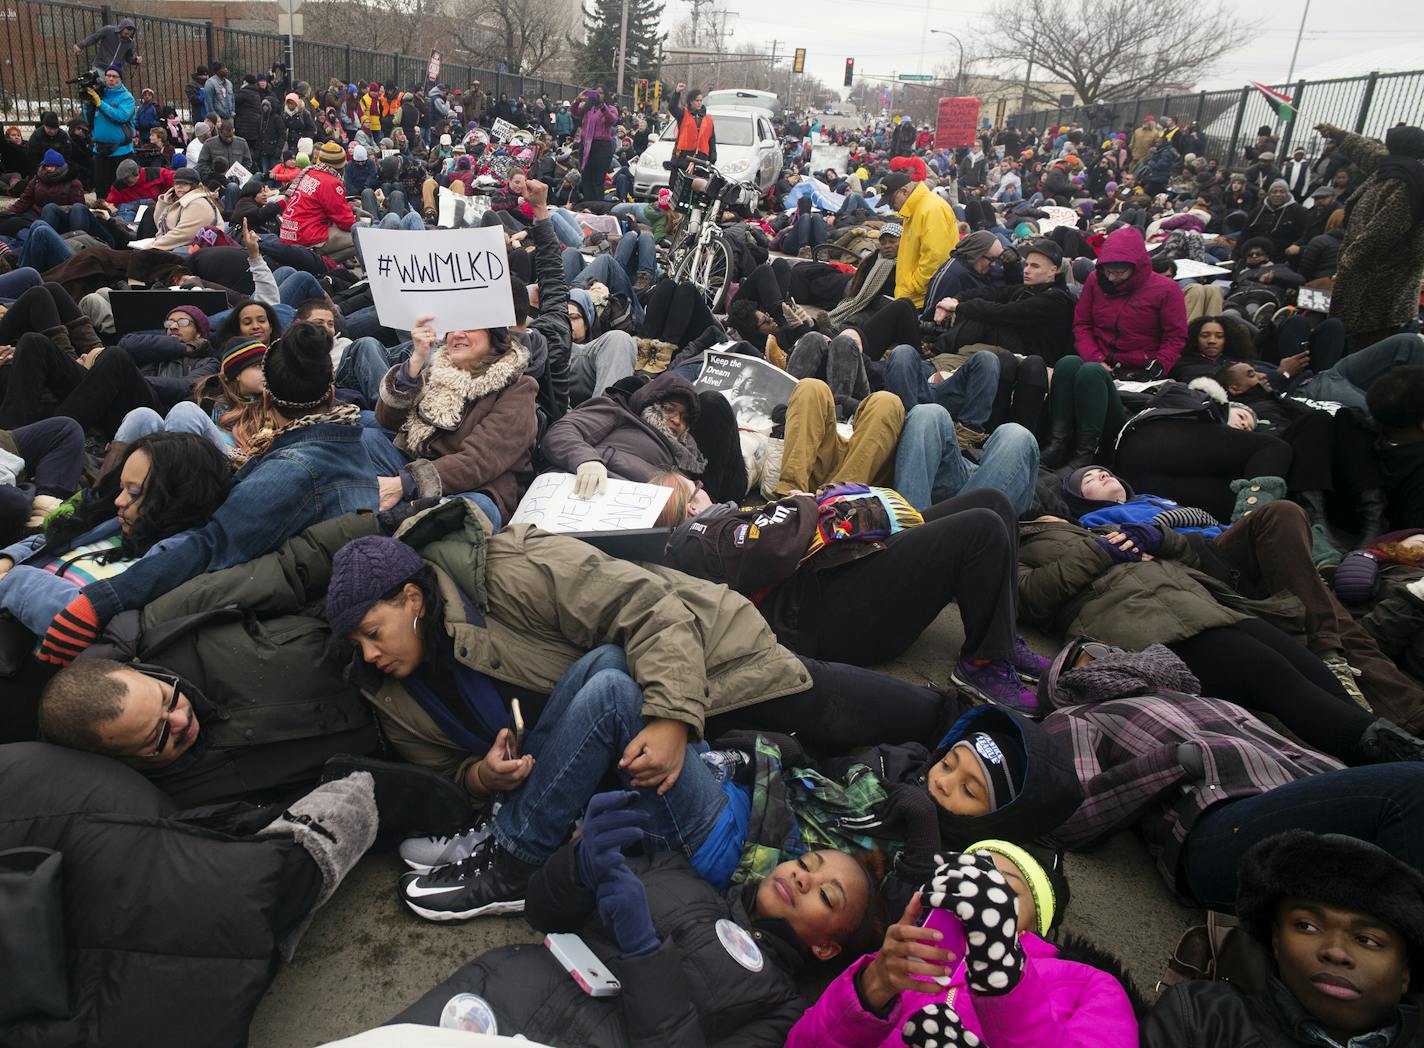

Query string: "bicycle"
[[664, 157, 755, 312]]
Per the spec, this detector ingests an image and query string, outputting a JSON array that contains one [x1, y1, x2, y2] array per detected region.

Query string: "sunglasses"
[[137, 669, 182, 758]]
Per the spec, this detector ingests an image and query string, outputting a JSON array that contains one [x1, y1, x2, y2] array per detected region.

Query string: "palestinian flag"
[[1251, 82, 1297, 120]]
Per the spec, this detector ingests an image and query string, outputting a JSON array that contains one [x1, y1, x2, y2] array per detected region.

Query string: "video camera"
[[67, 68, 102, 100]]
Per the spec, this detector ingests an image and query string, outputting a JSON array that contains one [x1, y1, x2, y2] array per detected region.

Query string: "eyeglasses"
[[137, 669, 182, 758]]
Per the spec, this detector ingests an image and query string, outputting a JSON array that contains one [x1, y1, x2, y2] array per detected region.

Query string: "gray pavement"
[[250, 606, 1200, 1048]]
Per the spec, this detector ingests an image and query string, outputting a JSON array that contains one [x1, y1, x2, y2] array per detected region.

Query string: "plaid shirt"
[[1043, 692, 1344, 894]]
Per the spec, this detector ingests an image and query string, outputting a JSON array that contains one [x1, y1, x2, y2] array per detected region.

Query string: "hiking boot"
[[633, 271, 653, 292], [400, 836, 537, 922], [1011, 636, 1051, 683], [951, 658, 1042, 717], [954, 422, 988, 451], [1321, 653, 1372, 711], [399, 807, 499, 873], [1356, 719, 1424, 764]]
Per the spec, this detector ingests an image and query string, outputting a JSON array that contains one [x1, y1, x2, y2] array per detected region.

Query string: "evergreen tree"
[[574, 0, 665, 90]]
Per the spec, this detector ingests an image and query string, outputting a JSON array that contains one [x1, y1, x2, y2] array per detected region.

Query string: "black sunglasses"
[[137, 669, 181, 758]]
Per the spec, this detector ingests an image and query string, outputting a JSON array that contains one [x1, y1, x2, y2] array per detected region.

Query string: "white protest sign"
[[490, 118, 519, 141], [509, 472, 671, 532], [355, 225, 514, 335], [225, 161, 253, 184], [1172, 258, 1232, 279]]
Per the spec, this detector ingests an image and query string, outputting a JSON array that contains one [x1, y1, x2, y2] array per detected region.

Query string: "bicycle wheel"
[[675, 230, 734, 312]]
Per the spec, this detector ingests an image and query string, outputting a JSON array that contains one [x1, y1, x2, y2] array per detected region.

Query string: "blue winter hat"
[[41, 149, 65, 168], [568, 287, 595, 332], [171, 153, 188, 169], [326, 535, 427, 638]]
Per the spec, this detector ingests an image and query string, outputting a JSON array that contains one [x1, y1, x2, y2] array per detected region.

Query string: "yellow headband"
[[966, 839, 1056, 937]]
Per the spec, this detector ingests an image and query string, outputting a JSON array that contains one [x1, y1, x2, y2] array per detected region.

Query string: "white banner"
[[509, 472, 671, 532], [355, 225, 513, 335], [224, 161, 252, 184]]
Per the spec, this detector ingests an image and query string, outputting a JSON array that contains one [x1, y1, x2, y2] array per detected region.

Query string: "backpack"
[[1158, 911, 1272, 995]]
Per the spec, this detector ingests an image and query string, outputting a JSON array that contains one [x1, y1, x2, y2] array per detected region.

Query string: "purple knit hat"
[[327, 535, 426, 637]]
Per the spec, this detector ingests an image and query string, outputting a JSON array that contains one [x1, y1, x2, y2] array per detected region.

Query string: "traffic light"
[[844, 57, 854, 87]]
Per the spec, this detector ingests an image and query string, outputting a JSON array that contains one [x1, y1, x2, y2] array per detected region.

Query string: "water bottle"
[[700, 749, 749, 783]]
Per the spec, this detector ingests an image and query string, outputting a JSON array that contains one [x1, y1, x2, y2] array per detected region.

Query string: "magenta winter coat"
[[1073, 225, 1188, 373], [785, 933, 1139, 1048]]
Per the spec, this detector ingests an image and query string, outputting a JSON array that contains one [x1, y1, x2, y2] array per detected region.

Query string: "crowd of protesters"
[[2, 26, 1424, 1047]]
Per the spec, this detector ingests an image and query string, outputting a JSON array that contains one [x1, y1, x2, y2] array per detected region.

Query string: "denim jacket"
[[0, 519, 133, 633], [84, 422, 378, 621]]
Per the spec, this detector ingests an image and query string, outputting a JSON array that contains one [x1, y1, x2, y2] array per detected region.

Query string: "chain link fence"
[[0, 0, 597, 125], [1013, 69, 1424, 166]]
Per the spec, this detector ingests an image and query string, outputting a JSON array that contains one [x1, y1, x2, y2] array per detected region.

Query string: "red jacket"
[[106, 167, 175, 206], [1073, 225, 1187, 372], [279, 165, 356, 246]]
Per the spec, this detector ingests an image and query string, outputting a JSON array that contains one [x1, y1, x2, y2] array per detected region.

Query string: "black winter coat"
[[952, 280, 1077, 362], [232, 84, 265, 141], [1142, 976, 1424, 1048], [0, 742, 306, 1048], [390, 845, 807, 1046], [523, 216, 573, 426]]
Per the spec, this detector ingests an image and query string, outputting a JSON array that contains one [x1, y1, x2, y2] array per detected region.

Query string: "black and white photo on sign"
[[694, 351, 798, 434]]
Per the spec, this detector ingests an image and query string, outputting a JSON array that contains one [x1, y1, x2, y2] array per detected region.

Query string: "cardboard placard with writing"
[[935, 97, 981, 149], [355, 225, 513, 335], [509, 472, 672, 532]]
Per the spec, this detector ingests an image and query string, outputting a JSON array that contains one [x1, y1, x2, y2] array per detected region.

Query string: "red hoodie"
[[279, 165, 356, 247], [1072, 225, 1187, 373], [105, 167, 175, 206]]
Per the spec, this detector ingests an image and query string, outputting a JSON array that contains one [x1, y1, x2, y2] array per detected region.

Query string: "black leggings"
[[0, 282, 83, 342], [740, 259, 793, 326], [849, 296, 920, 362], [704, 658, 962, 753], [1115, 420, 1293, 522], [1168, 618, 1372, 763], [988, 350, 1049, 434], [640, 281, 716, 347], [811, 488, 1020, 664], [0, 333, 159, 435]]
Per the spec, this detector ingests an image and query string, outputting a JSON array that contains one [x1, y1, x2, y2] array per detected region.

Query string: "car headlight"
[[722, 158, 751, 174]]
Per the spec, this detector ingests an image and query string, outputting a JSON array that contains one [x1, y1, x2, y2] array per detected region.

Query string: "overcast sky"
[[665, 0, 1424, 100]]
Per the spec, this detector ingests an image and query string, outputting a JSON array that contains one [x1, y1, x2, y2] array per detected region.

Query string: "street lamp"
[[929, 29, 965, 97]]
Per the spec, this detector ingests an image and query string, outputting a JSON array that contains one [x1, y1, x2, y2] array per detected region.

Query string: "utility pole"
[[616, 0, 630, 96]]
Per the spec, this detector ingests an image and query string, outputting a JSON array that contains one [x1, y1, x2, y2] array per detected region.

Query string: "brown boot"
[[42, 324, 73, 357], [65, 316, 104, 354], [95, 440, 129, 486]]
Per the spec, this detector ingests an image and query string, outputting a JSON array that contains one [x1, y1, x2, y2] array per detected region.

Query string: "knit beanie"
[[296, 136, 314, 158], [1267, 178, 1290, 194], [954, 230, 999, 263], [326, 535, 427, 638], [352, 144, 368, 163], [115, 157, 140, 183], [41, 149, 64, 168], [171, 153, 188, 169], [221, 337, 267, 380], [966, 839, 1065, 937], [316, 141, 347, 168], [167, 304, 211, 339], [655, 186, 672, 211], [952, 730, 1026, 812], [1385, 125, 1424, 159]]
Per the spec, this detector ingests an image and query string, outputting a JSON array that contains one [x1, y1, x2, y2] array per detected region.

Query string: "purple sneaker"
[[951, 658, 1043, 717], [1011, 636, 1051, 683]]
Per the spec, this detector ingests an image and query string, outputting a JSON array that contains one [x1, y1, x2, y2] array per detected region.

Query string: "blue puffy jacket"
[[91, 82, 136, 157]]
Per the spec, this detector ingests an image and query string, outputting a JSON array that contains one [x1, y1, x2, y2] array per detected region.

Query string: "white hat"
[[440, 133, 453, 146], [352, 144, 368, 162]]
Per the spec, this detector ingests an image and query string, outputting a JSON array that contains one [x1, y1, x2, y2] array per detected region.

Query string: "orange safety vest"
[[675, 110, 714, 157]]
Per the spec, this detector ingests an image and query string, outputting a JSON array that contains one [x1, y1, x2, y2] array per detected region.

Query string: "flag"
[[1251, 82, 1296, 120]]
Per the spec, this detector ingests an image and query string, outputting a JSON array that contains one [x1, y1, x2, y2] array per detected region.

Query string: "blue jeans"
[[883, 345, 1000, 431], [1296, 333, 1424, 414], [335, 336, 391, 406], [549, 208, 585, 248], [359, 422, 407, 476], [452, 491, 502, 529], [894, 406, 1040, 514], [39, 202, 89, 233], [1181, 762, 1424, 912], [615, 229, 655, 276], [273, 266, 325, 307], [378, 210, 425, 230], [343, 303, 386, 342], [0, 267, 43, 301], [493, 645, 727, 865], [611, 166, 633, 200], [114, 401, 232, 455], [17, 222, 73, 273], [836, 192, 870, 217]]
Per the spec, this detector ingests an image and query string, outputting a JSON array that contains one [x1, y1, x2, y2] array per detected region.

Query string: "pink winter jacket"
[[1073, 225, 1188, 373], [785, 933, 1139, 1048]]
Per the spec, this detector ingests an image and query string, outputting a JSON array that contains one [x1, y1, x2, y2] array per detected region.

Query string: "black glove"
[[920, 852, 1024, 996]]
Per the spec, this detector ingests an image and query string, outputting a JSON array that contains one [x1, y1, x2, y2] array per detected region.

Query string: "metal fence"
[[1013, 69, 1424, 166], [0, 0, 598, 126]]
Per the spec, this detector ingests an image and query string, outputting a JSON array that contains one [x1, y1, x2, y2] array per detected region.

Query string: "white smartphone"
[[545, 933, 621, 997]]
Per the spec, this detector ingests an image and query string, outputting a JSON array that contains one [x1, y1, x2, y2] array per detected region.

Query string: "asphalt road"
[[250, 606, 1200, 1047]]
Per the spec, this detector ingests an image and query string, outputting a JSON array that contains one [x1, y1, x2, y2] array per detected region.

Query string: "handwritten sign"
[[427, 50, 441, 82], [355, 225, 513, 335], [935, 96, 980, 149], [509, 472, 671, 532], [490, 118, 519, 142]]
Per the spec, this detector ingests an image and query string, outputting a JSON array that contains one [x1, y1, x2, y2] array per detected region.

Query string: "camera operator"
[[72, 17, 141, 69], [84, 64, 136, 199]]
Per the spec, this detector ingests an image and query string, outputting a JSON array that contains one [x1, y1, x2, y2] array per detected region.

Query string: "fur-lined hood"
[[397, 342, 530, 457]]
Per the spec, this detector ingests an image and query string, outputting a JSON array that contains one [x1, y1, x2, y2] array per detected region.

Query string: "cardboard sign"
[[934, 96, 980, 149], [355, 225, 513, 335], [490, 118, 519, 141], [224, 161, 253, 184], [509, 472, 671, 532], [694, 351, 798, 434]]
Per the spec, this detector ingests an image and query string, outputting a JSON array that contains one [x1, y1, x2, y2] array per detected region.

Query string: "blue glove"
[[1094, 535, 1141, 564], [595, 862, 660, 957], [576, 790, 649, 890], [1117, 523, 1164, 555]]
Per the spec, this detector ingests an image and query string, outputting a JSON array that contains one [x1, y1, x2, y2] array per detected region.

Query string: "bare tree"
[[453, 0, 576, 76], [301, 0, 447, 58], [980, 0, 1255, 106]]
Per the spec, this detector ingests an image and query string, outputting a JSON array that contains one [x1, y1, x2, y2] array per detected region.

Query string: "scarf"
[[240, 402, 360, 464], [829, 254, 896, 326], [397, 344, 528, 458], [640, 405, 707, 474], [1053, 643, 1202, 706], [1372, 155, 1424, 223]]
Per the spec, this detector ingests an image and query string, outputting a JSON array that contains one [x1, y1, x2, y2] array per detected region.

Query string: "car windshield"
[[715, 116, 754, 147]]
